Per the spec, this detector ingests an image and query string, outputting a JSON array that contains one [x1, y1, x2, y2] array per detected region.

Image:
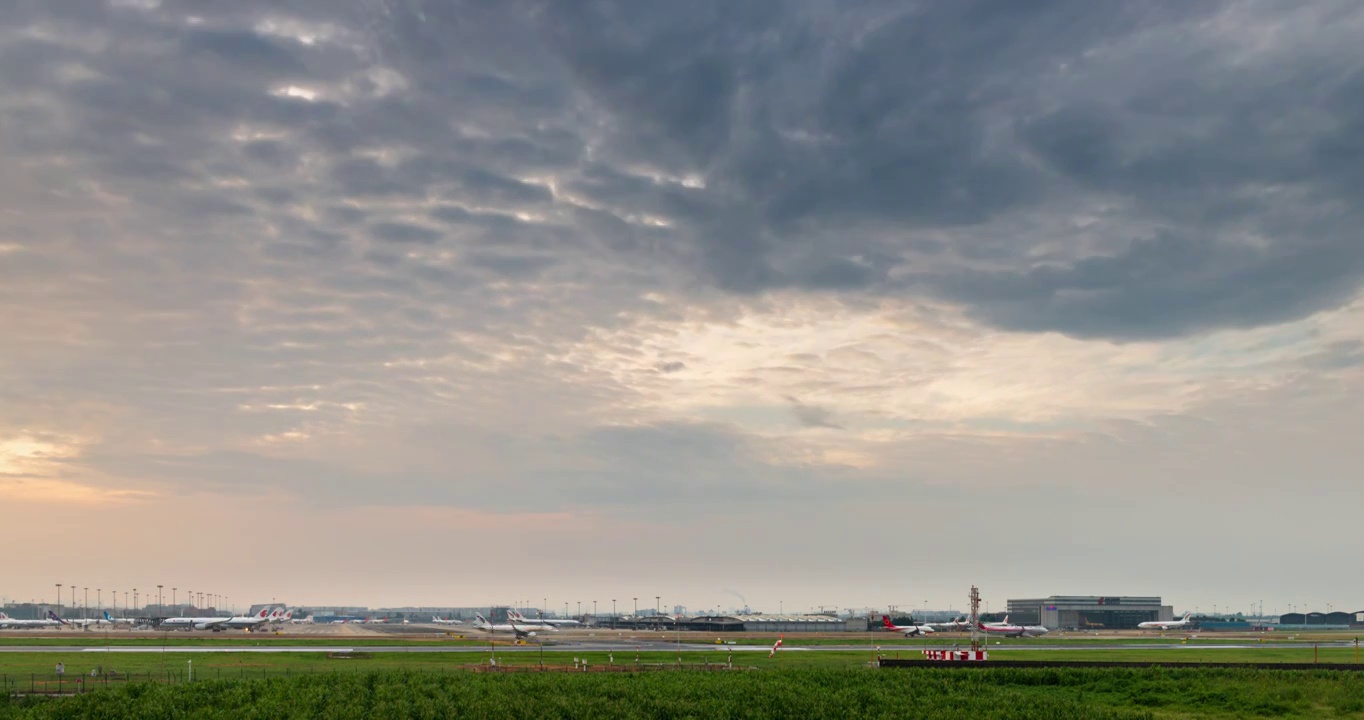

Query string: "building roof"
[[728, 614, 846, 623]]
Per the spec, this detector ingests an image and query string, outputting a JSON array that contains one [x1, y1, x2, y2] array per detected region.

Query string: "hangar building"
[[1006, 596, 1171, 630], [614, 614, 864, 632]]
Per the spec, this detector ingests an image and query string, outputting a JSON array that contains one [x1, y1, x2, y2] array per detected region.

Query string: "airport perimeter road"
[[0, 641, 1356, 654]]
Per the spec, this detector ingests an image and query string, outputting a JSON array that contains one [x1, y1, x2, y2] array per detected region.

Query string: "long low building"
[[1007, 596, 1171, 630], [612, 614, 866, 633]]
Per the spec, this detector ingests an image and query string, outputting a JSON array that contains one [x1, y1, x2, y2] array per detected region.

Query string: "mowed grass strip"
[[0, 636, 488, 648], [1, 645, 1358, 680], [4, 667, 1364, 719], [3, 630, 1355, 648]]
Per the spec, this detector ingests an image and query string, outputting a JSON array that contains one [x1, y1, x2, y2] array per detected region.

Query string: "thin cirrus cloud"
[[0, 0, 1362, 609]]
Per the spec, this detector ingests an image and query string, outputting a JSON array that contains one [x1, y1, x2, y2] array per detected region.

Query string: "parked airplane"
[[925, 615, 970, 631], [432, 616, 464, 625], [508, 610, 559, 632], [0, 611, 64, 628], [880, 615, 935, 637], [162, 607, 272, 631], [978, 616, 1050, 638], [103, 611, 136, 625], [473, 613, 539, 639], [512, 612, 579, 627], [1138, 612, 1193, 631], [258, 608, 288, 625], [67, 615, 111, 628]]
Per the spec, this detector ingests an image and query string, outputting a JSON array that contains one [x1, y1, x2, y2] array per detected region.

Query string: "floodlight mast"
[[969, 585, 981, 653]]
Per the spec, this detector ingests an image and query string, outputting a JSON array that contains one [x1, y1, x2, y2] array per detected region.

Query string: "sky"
[[2, 0, 1362, 618]]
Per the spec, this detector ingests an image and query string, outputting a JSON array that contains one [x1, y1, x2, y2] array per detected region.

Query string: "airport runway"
[[0, 641, 1355, 654]]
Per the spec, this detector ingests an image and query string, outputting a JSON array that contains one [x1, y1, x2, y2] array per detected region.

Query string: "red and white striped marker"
[[922, 649, 988, 661]]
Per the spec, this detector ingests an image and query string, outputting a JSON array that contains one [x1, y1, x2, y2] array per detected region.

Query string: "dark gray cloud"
[[529, 0, 1364, 337], [783, 396, 842, 430], [8, 0, 1357, 340], [3, 0, 1364, 522], [369, 221, 442, 245]]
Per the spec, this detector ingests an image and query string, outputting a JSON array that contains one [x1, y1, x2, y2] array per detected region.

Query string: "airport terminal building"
[[1007, 596, 1172, 630]]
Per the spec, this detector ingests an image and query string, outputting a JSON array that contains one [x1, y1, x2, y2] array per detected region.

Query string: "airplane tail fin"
[[47, 610, 68, 625], [0, 612, 7, 620], [104, 611, 114, 621]]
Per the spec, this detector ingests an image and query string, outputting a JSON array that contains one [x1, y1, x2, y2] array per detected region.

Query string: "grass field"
[[4, 667, 1364, 719], [0, 637, 491, 648], [0, 645, 1358, 679], [2, 629, 1357, 647]]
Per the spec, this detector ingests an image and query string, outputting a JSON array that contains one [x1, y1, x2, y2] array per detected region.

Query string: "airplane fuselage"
[[979, 623, 1049, 638]]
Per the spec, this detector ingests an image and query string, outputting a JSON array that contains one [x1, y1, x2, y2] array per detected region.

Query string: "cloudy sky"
[[2, 0, 1362, 617]]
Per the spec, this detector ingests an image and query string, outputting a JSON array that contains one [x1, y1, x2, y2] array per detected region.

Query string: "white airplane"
[[880, 615, 935, 637], [227, 607, 277, 630], [926, 615, 971, 631], [507, 610, 559, 632], [0, 611, 64, 628], [103, 611, 136, 625], [432, 616, 464, 625], [978, 615, 1050, 638], [1138, 612, 1193, 630], [473, 613, 540, 639], [512, 612, 579, 628], [162, 607, 272, 631]]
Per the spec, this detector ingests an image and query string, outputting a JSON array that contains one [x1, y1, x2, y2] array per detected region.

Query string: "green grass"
[[0, 637, 489, 647], [4, 630, 1355, 648], [4, 667, 1364, 719], [0, 644, 1357, 680]]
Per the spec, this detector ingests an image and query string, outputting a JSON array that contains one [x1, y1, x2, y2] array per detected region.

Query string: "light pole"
[[71, 586, 76, 617], [577, 601, 581, 618], [594, 600, 597, 619], [56, 584, 62, 618], [613, 599, 617, 619], [656, 596, 660, 616], [133, 589, 138, 614], [158, 585, 163, 613], [633, 598, 638, 617], [97, 589, 101, 615], [172, 588, 177, 609], [84, 588, 89, 621]]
